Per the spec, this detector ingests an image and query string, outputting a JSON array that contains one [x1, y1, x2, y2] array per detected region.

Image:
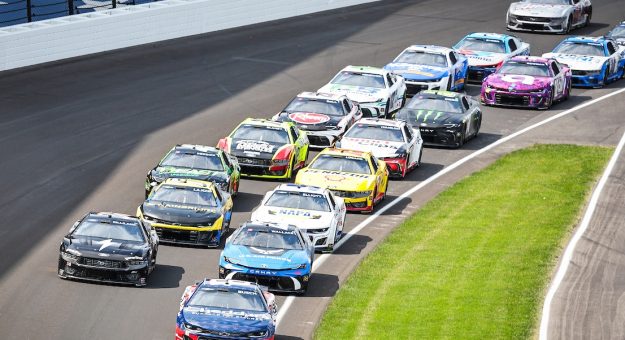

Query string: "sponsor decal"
[[277, 209, 313, 217], [289, 112, 330, 125], [235, 140, 275, 153], [305, 169, 370, 179]]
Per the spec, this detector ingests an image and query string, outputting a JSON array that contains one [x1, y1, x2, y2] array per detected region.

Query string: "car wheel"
[[446, 75, 453, 91], [401, 92, 407, 108], [602, 67, 609, 87], [382, 179, 388, 201], [563, 15, 572, 34], [456, 128, 466, 148], [416, 145, 423, 168], [474, 119, 481, 138], [384, 99, 391, 119], [543, 88, 554, 110], [564, 79, 571, 100], [583, 9, 592, 27]]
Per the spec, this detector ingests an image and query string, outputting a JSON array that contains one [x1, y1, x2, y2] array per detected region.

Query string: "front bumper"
[[419, 127, 463, 147], [507, 15, 566, 33], [303, 226, 340, 250], [381, 157, 409, 178], [175, 325, 274, 340], [144, 220, 223, 247], [467, 66, 497, 85], [481, 88, 549, 108], [58, 255, 149, 286], [219, 265, 310, 293], [404, 79, 445, 96], [571, 71, 604, 88]]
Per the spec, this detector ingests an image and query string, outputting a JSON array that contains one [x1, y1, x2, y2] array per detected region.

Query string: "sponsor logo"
[[235, 140, 275, 153], [289, 112, 330, 125]]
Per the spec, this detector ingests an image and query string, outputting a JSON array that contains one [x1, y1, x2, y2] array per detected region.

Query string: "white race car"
[[250, 184, 346, 252], [337, 118, 423, 178], [507, 0, 592, 34], [318, 65, 407, 118]]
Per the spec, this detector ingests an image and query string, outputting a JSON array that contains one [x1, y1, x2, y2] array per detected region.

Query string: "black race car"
[[395, 90, 482, 148], [58, 212, 159, 287]]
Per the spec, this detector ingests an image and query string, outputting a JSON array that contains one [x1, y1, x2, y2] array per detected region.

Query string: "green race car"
[[217, 118, 310, 179], [145, 144, 240, 198]]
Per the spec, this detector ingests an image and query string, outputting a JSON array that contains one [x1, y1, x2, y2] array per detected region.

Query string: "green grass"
[[315, 145, 612, 340]]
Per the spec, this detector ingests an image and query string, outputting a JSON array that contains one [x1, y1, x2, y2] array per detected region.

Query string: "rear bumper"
[[419, 128, 462, 147], [466, 66, 497, 84], [571, 73, 604, 88], [381, 157, 409, 178], [507, 17, 566, 33]]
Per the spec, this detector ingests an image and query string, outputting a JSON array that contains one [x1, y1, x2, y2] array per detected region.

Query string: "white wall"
[[0, 0, 378, 71]]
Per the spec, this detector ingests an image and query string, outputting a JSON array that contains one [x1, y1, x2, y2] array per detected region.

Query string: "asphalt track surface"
[[0, 0, 624, 339]]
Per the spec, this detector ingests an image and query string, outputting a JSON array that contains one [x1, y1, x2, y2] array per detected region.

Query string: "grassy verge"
[[315, 145, 612, 339]]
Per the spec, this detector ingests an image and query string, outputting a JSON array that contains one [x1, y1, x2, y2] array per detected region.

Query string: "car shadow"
[[331, 234, 372, 256], [275, 336, 304, 340], [232, 191, 265, 213], [146, 264, 185, 289]]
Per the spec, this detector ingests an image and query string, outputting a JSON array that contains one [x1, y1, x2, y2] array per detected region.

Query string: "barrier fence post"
[[68, 0, 74, 14], [26, 0, 32, 22]]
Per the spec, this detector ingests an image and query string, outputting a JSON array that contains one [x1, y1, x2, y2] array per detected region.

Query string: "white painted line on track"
[[538, 130, 625, 340], [276, 87, 625, 328]]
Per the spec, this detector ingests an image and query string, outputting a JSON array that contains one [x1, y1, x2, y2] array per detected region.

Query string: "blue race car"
[[543, 36, 625, 88], [384, 45, 468, 95], [176, 279, 277, 340], [219, 222, 314, 294], [453, 32, 531, 84]]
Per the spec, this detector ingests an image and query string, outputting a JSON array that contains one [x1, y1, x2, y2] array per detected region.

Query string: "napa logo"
[[277, 209, 312, 217]]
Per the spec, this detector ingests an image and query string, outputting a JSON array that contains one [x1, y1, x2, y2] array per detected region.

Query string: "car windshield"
[[497, 61, 550, 77], [456, 38, 505, 53], [609, 26, 625, 38], [149, 185, 217, 207], [331, 71, 386, 89], [394, 51, 448, 67], [344, 124, 405, 142], [265, 191, 330, 212], [72, 219, 145, 242], [161, 150, 224, 171], [188, 288, 266, 312], [309, 154, 371, 174], [231, 125, 290, 144], [405, 96, 464, 113], [553, 42, 606, 56], [233, 227, 303, 250], [522, 0, 569, 4], [284, 97, 345, 116]]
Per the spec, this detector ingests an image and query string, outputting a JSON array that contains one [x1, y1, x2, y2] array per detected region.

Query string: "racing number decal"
[[554, 76, 564, 95], [501, 74, 535, 85]]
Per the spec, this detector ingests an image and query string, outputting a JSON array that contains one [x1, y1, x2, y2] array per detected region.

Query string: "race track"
[[0, 0, 624, 339]]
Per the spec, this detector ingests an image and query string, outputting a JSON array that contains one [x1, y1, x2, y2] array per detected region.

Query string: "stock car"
[[144, 144, 240, 198], [543, 36, 625, 88], [137, 178, 233, 247], [295, 148, 389, 213], [338, 118, 423, 178], [251, 184, 346, 252], [219, 222, 314, 294], [271, 92, 363, 148], [58, 212, 159, 287], [396, 90, 482, 148], [318, 65, 407, 118], [217, 118, 309, 180], [453, 33, 531, 84], [481, 56, 572, 109], [176, 279, 277, 340], [608, 21, 625, 46], [384, 45, 468, 94], [507, 0, 592, 34]]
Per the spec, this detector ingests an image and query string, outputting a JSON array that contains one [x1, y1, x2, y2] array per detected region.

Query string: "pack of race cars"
[[54, 7, 625, 338]]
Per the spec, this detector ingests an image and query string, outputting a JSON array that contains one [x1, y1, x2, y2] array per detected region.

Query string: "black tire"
[[446, 75, 453, 91], [583, 9, 592, 27], [474, 118, 481, 138], [416, 145, 423, 168], [381, 179, 388, 201], [602, 67, 609, 87], [456, 127, 466, 148], [401, 92, 407, 108], [544, 88, 554, 110], [384, 100, 391, 118], [565, 15, 572, 34]]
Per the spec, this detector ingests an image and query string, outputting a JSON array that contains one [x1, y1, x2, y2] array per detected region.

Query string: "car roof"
[[404, 45, 453, 54], [356, 118, 405, 128], [297, 91, 346, 101], [319, 147, 372, 158], [274, 183, 328, 194], [420, 90, 463, 98], [241, 118, 289, 129], [160, 178, 217, 190], [198, 278, 260, 291], [341, 65, 387, 76], [464, 32, 511, 41], [243, 221, 297, 231], [564, 36, 609, 44], [509, 56, 550, 64], [85, 212, 141, 224], [175, 144, 220, 154]]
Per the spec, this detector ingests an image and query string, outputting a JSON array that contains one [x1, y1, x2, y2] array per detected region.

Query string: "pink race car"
[[481, 56, 571, 110]]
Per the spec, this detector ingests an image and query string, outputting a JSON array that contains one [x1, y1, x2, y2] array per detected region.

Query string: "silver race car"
[[507, 0, 592, 34]]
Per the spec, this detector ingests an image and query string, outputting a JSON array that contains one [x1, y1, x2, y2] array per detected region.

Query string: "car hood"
[[509, 2, 570, 17], [296, 168, 374, 191], [542, 53, 608, 71], [340, 137, 405, 158], [229, 138, 285, 160], [274, 111, 345, 130], [64, 236, 147, 258], [223, 245, 309, 270], [384, 63, 449, 81], [181, 308, 272, 334], [141, 202, 221, 224], [485, 74, 552, 91], [458, 50, 507, 67], [318, 84, 386, 103], [152, 167, 228, 183], [251, 207, 333, 230]]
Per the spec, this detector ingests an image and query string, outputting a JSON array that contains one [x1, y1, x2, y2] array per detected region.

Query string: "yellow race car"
[[137, 178, 233, 247], [295, 148, 389, 213]]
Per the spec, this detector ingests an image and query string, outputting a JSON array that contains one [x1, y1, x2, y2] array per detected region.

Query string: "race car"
[[507, 0, 592, 34], [219, 222, 314, 294], [608, 21, 625, 46], [338, 118, 423, 178], [453, 33, 531, 84], [481, 56, 572, 109], [217, 118, 309, 179], [176, 279, 277, 340], [318, 65, 407, 118], [272, 92, 363, 148], [251, 184, 346, 251], [384, 45, 468, 94], [542, 36, 625, 88], [144, 144, 240, 198], [58, 212, 159, 287], [137, 178, 233, 248], [395, 90, 482, 148], [295, 148, 389, 213]]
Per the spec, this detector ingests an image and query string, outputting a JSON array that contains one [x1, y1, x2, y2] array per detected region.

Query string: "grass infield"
[[315, 145, 612, 339]]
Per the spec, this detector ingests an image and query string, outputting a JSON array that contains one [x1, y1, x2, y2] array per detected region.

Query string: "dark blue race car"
[[219, 222, 314, 294], [176, 279, 277, 340]]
